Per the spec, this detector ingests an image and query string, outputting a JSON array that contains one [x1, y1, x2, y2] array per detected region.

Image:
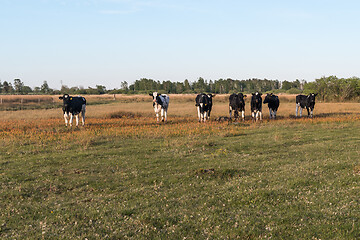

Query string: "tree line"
[[1, 76, 359, 101]]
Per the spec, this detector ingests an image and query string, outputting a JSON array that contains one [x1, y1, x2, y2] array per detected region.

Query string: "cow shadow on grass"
[[288, 112, 355, 119], [194, 168, 250, 180]]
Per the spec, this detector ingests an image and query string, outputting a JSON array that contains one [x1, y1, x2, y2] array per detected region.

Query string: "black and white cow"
[[263, 93, 280, 119], [229, 93, 247, 121], [195, 93, 214, 122], [149, 92, 170, 122], [59, 94, 86, 127], [251, 92, 262, 121], [295, 93, 318, 117]]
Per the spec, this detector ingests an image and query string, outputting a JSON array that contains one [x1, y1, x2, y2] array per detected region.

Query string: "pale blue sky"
[[1, 0, 359, 89]]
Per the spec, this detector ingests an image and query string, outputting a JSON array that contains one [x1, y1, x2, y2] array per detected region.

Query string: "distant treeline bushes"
[[1, 76, 359, 101]]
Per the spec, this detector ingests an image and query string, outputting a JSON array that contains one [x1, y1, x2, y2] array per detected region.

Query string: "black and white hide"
[[263, 93, 280, 119], [295, 93, 317, 117], [229, 93, 246, 121], [59, 94, 86, 127], [195, 93, 214, 122], [149, 92, 170, 122], [251, 92, 262, 121]]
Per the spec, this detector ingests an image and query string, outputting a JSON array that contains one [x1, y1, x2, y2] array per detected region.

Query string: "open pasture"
[[0, 94, 360, 239]]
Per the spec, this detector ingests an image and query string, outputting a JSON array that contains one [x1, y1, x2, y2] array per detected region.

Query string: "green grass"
[[1, 120, 360, 239]]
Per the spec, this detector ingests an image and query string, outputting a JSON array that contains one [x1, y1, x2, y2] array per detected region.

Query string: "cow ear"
[[314, 93, 318, 96], [59, 96, 63, 100], [157, 93, 160, 96], [244, 95, 247, 98], [149, 93, 153, 96]]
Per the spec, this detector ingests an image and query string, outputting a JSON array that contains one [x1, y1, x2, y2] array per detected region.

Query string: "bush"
[[286, 88, 302, 94]]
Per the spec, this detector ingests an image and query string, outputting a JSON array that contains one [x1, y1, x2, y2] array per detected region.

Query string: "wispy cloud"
[[98, 0, 200, 15], [99, 0, 160, 15], [100, 9, 139, 14]]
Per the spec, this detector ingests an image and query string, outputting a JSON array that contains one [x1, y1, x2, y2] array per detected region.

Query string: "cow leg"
[[234, 110, 239, 121], [64, 113, 69, 126], [295, 103, 299, 117], [81, 113, 85, 126], [310, 108, 313, 118], [252, 111, 255, 122], [299, 107, 303, 117], [197, 106, 201, 122], [161, 108, 164, 122], [164, 109, 167, 122], [259, 111, 262, 121], [81, 104, 86, 126], [75, 114, 79, 127], [306, 107, 312, 117], [229, 106, 232, 120], [203, 112, 207, 122], [69, 113, 74, 127], [273, 110, 277, 119], [269, 108, 272, 119], [241, 110, 245, 121]]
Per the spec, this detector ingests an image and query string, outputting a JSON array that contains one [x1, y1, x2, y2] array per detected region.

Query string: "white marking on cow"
[[197, 106, 201, 122], [64, 113, 69, 126], [69, 113, 74, 127]]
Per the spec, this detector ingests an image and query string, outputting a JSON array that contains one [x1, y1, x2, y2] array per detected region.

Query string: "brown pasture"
[[0, 94, 359, 121]]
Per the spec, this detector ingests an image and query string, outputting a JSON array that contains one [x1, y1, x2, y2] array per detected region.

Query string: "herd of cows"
[[58, 92, 318, 126]]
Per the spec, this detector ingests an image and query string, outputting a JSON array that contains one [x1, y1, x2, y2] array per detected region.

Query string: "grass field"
[[0, 94, 359, 239]]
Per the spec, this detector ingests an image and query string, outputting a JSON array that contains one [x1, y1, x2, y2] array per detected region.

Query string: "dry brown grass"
[[0, 94, 359, 122]]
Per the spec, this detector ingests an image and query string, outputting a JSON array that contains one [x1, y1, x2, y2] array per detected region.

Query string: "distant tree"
[[22, 86, 33, 94], [60, 85, 70, 94], [33, 86, 41, 93], [184, 79, 191, 92], [96, 85, 106, 94], [41, 81, 53, 94], [2, 81, 14, 93], [121, 81, 128, 91], [13, 79, 24, 94], [281, 80, 292, 90]]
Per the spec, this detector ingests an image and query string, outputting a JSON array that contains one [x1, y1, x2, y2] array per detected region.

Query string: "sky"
[[1, 0, 360, 90]]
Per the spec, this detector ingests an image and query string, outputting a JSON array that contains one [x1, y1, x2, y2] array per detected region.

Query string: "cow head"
[[195, 93, 208, 109], [207, 94, 215, 105], [238, 93, 246, 104], [59, 94, 71, 105], [307, 93, 317, 104], [263, 93, 275, 104], [59, 94, 71, 112], [252, 92, 262, 104], [149, 92, 163, 108]]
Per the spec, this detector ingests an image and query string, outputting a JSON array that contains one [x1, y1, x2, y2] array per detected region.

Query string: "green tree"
[[281, 80, 292, 90], [13, 79, 24, 94], [2, 81, 14, 93], [41, 81, 53, 94], [96, 85, 106, 94], [121, 81, 128, 91]]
